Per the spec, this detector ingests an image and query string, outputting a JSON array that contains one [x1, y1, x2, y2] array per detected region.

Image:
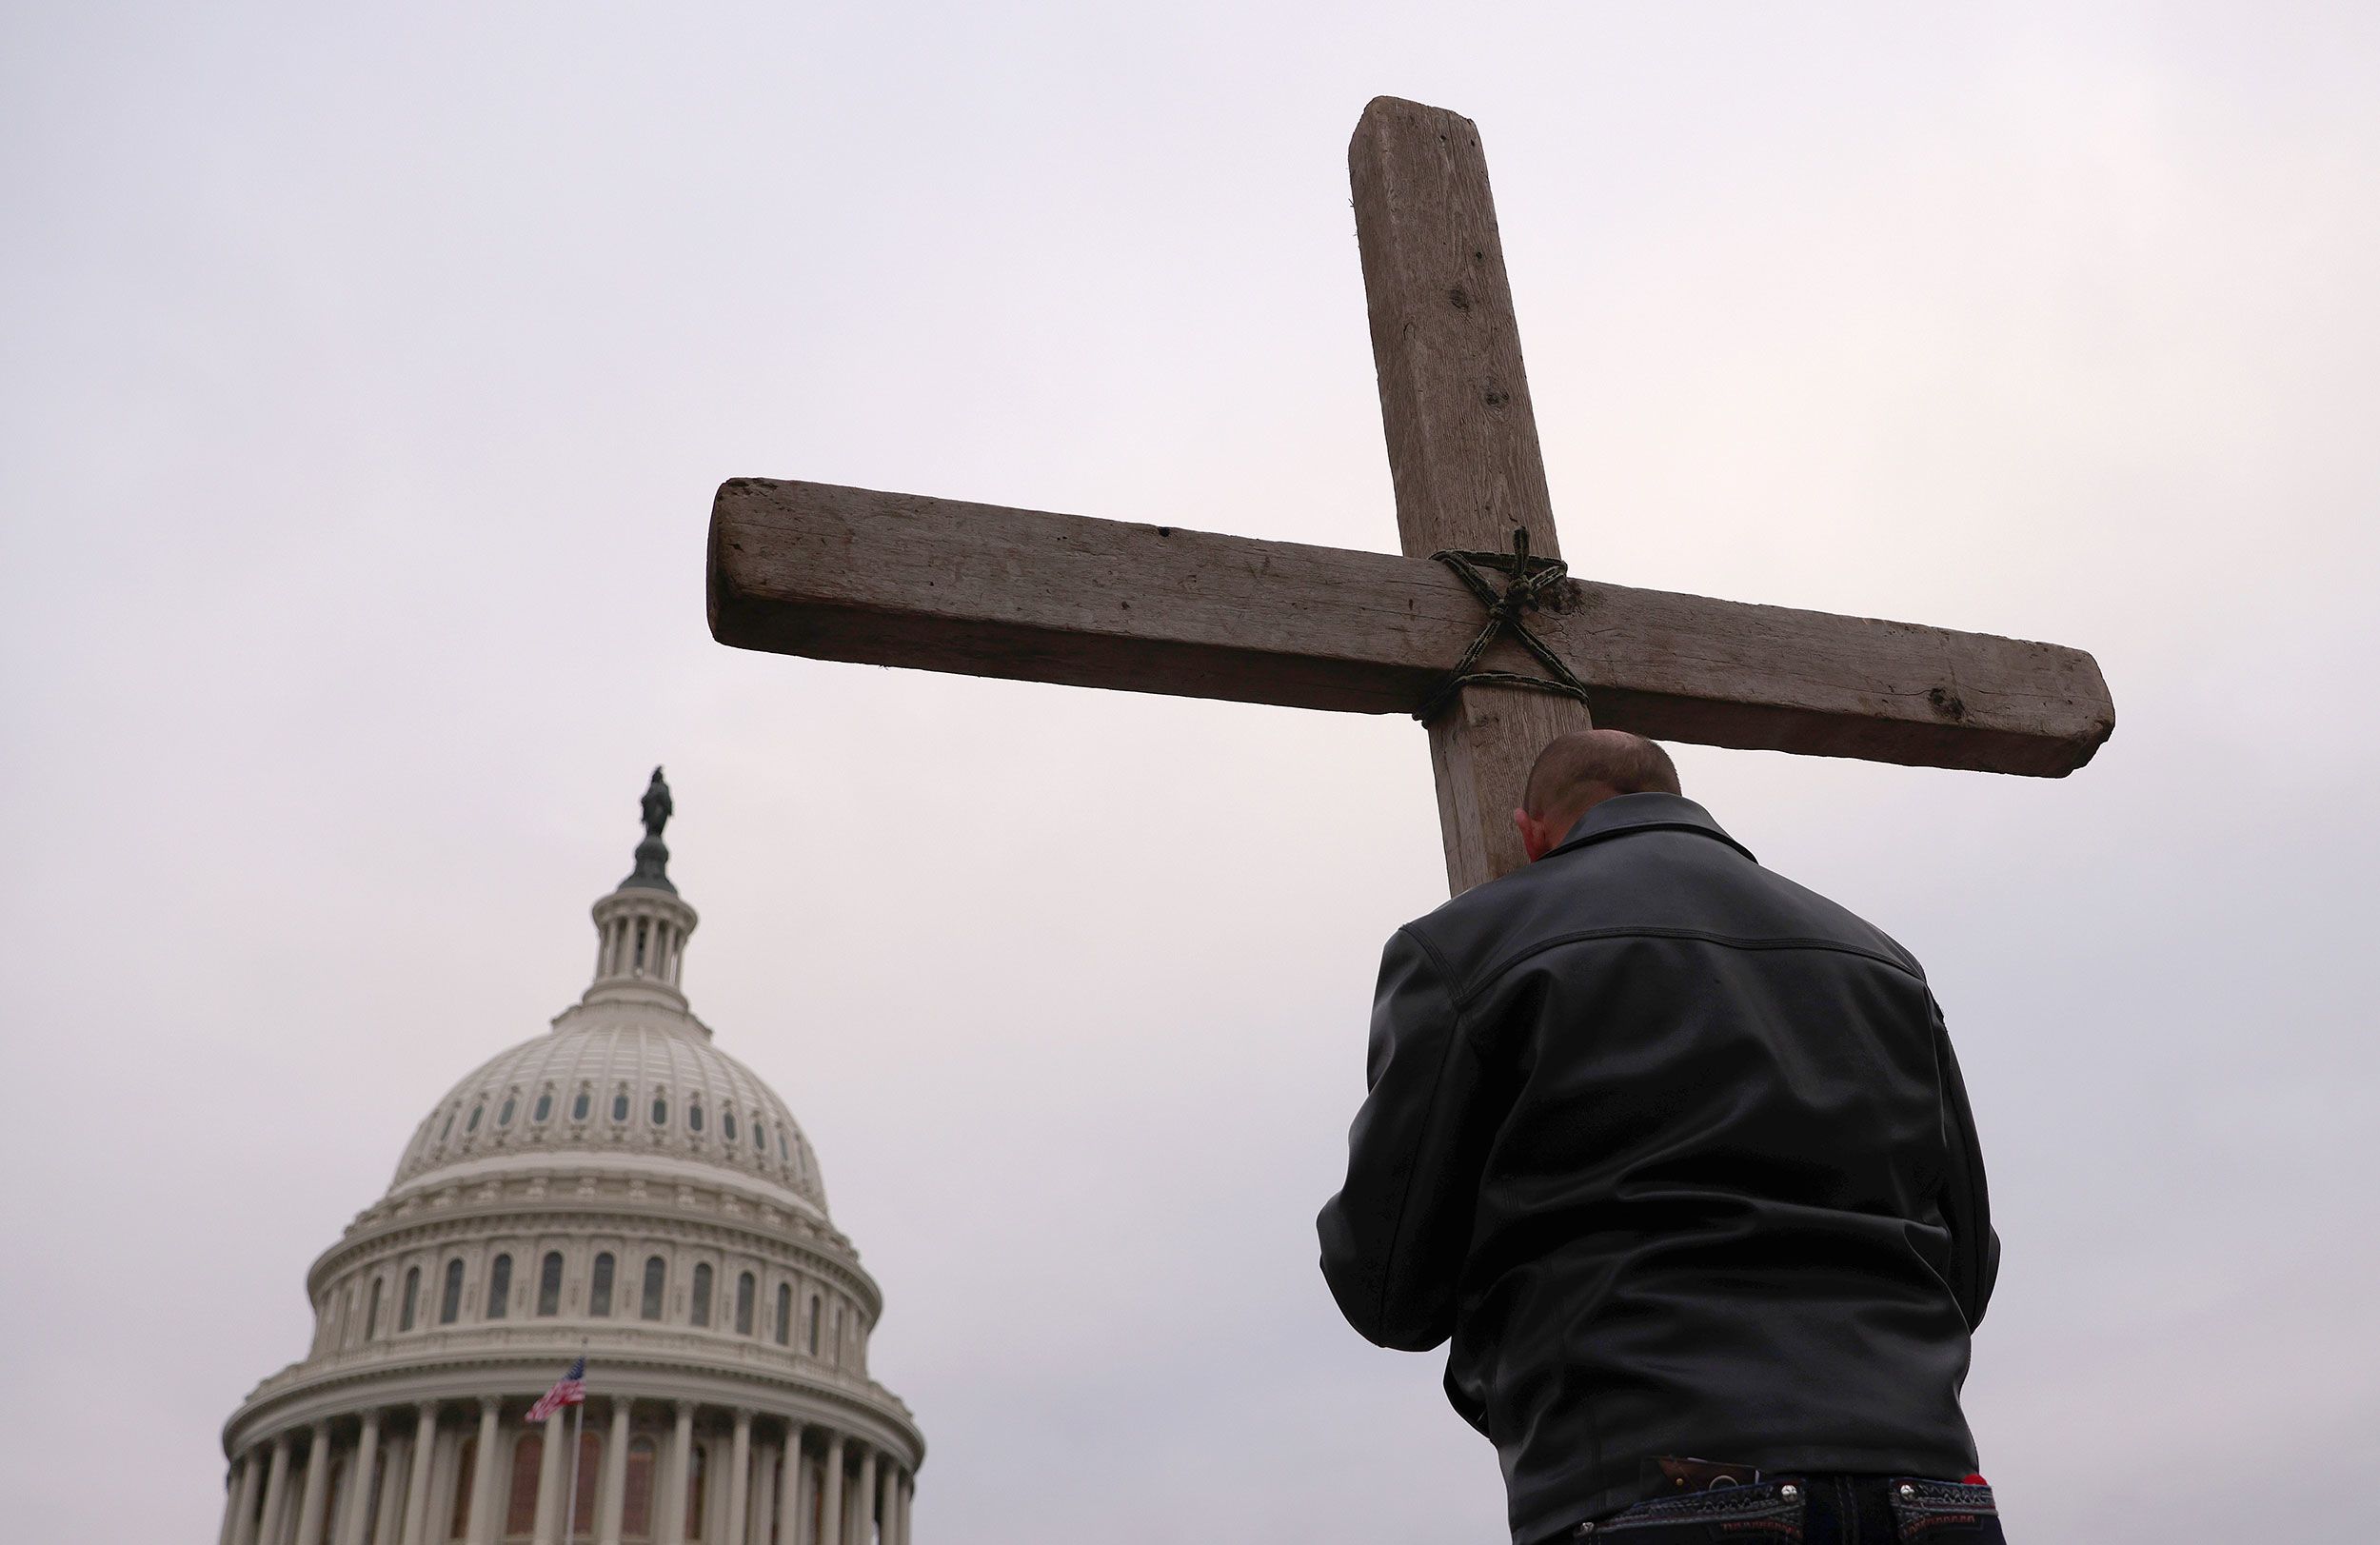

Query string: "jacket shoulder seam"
[[1448, 926, 1925, 1008]]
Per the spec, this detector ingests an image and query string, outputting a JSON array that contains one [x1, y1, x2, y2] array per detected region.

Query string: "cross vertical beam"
[[1352, 97, 1591, 892]]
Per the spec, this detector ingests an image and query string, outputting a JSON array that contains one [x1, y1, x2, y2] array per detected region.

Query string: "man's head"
[[1513, 730, 1682, 862]]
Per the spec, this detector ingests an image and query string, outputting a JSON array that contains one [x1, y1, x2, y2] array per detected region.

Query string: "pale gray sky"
[[4, 3, 2377, 1541]]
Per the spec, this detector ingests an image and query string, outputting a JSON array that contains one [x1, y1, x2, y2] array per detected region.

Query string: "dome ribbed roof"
[[388, 1001, 827, 1215]]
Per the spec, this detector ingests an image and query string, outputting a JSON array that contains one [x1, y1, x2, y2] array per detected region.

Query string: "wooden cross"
[[706, 97, 2114, 894]]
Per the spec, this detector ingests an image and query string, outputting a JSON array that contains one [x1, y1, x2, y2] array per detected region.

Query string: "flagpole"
[[562, 1352, 586, 1545]]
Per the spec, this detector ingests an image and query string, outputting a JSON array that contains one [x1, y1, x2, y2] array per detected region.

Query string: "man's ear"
[[1514, 806, 1549, 863]]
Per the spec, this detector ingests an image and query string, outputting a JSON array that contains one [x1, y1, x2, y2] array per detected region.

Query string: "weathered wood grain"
[[1352, 96, 1594, 891], [1351, 97, 1561, 564], [709, 478, 2115, 777]]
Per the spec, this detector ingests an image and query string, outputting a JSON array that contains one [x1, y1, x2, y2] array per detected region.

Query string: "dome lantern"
[[585, 767, 698, 1009]]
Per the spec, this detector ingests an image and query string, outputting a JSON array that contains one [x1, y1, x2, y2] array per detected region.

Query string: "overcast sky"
[[5, 3, 2378, 1541]]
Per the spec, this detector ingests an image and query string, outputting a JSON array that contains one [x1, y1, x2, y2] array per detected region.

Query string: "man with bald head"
[[1319, 731, 2003, 1543]]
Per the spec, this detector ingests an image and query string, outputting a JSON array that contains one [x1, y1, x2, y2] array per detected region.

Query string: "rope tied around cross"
[[1411, 526, 1597, 723]]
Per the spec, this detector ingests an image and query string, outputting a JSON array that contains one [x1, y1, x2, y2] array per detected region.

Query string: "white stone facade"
[[219, 797, 922, 1545]]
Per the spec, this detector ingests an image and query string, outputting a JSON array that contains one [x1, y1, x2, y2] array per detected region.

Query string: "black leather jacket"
[[1318, 794, 1996, 1544]]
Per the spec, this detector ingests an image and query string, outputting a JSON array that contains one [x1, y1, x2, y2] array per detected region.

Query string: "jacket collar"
[[1546, 792, 1757, 864]]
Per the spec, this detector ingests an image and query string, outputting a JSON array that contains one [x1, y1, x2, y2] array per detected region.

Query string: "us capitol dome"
[[217, 771, 923, 1545]]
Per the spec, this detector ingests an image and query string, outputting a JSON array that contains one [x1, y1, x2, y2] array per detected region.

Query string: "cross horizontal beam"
[[709, 478, 2113, 777]]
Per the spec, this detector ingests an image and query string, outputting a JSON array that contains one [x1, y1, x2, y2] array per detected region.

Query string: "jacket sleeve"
[[1316, 925, 1511, 1353], [1932, 997, 2000, 1330]]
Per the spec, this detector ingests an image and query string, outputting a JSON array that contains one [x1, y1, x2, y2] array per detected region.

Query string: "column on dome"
[[338, 1411, 383, 1545], [326, 1452, 352, 1545], [723, 1412, 752, 1545], [777, 1426, 806, 1545], [400, 1405, 440, 1545], [226, 1450, 266, 1545], [532, 1407, 572, 1544], [816, 1434, 843, 1545], [850, 1447, 875, 1545], [465, 1399, 504, 1545], [597, 1399, 632, 1545], [662, 1402, 695, 1545], [291, 1423, 334, 1545], [255, 1436, 294, 1545], [897, 1469, 913, 1545], [745, 1436, 776, 1545], [219, 1457, 244, 1545], [875, 1463, 895, 1545], [372, 1428, 409, 1545]]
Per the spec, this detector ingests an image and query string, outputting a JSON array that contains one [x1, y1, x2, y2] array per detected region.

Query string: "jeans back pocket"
[[1886, 1477, 2002, 1542]]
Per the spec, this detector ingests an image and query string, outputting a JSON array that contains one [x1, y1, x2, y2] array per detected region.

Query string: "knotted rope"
[[1411, 526, 1596, 723]]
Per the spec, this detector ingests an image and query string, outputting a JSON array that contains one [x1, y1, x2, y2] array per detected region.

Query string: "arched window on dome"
[[752, 1115, 765, 1154], [833, 1303, 845, 1366], [447, 1436, 476, 1539], [650, 1092, 668, 1128], [533, 1089, 553, 1124], [538, 1251, 564, 1317], [497, 1094, 517, 1128], [572, 1087, 591, 1122], [806, 1297, 821, 1355], [640, 1257, 665, 1321], [439, 1259, 465, 1325], [775, 1283, 792, 1345], [466, 1102, 484, 1134], [612, 1087, 629, 1123], [400, 1266, 420, 1332], [722, 1109, 736, 1143], [590, 1252, 615, 1317], [735, 1271, 755, 1336], [690, 1263, 713, 1328], [688, 1099, 704, 1135], [486, 1254, 512, 1319], [365, 1277, 383, 1339], [506, 1432, 543, 1535], [780, 1132, 791, 1166], [440, 1106, 456, 1142], [622, 1438, 656, 1536]]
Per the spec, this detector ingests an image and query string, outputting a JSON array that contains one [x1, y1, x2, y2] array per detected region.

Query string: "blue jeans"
[[1560, 1474, 2005, 1542]]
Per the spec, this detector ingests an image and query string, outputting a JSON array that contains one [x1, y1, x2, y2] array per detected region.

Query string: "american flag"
[[526, 1357, 587, 1423]]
